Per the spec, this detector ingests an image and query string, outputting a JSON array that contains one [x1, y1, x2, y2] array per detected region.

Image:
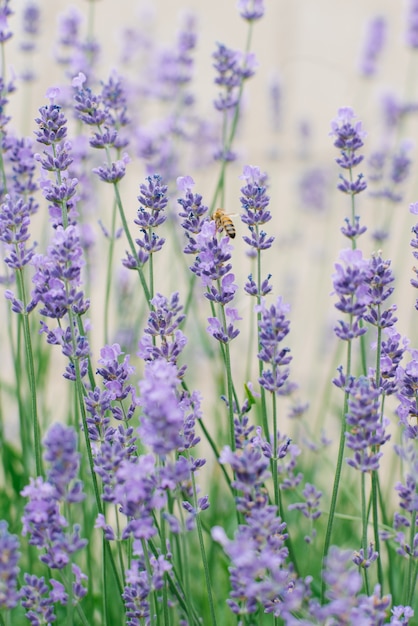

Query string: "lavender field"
[[0, 0, 417, 624]]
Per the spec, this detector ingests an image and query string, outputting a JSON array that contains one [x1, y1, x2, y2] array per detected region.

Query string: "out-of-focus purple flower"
[[288, 482, 322, 522], [345, 376, 390, 472], [0, 1, 13, 44], [138, 358, 183, 455], [213, 43, 257, 112], [390, 605, 415, 625], [43, 423, 85, 503], [298, 167, 330, 212], [238, 0, 265, 21], [406, 0, 418, 48], [309, 547, 391, 622], [396, 353, 418, 437], [0, 520, 20, 609], [332, 248, 370, 341], [359, 16, 386, 77], [21, 475, 87, 569], [19, 2, 41, 80], [0, 195, 37, 273], [122, 553, 172, 622], [369, 141, 413, 208]]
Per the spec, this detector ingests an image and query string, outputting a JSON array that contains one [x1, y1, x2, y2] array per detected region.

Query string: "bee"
[[212, 208, 236, 239]]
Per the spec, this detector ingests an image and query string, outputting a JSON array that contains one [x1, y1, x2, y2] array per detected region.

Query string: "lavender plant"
[[0, 1, 417, 625]]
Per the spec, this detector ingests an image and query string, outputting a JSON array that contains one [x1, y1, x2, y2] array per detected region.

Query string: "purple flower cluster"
[[359, 16, 386, 77], [345, 376, 390, 472], [124, 174, 168, 269], [0, 521, 20, 609], [190, 219, 241, 343], [214, 423, 309, 618], [391, 443, 418, 559], [21, 423, 87, 570], [256, 296, 293, 395], [122, 553, 172, 623], [238, 0, 265, 21], [31, 224, 90, 379], [177, 175, 209, 254], [330, 107, 368, 240], [213, 43, 257, 113], [308, 547, 392, 623], [137, 291, 187, 375], [332, 248, 370, 341], [34, 90, 80, 228], [396, 354, 418, 439]]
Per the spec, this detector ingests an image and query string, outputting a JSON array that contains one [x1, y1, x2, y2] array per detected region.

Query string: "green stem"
[[361, 471, 370, 595], [321, 337, 352, 601], [191, 471, 218, 626], [112, 181, 152, 306]]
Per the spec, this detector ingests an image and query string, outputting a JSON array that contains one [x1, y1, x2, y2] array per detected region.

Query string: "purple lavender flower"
[[329, 107, 368, 217], [359, 16, 386, 77], [309, 547, 391, 623], [177, 175, 209, 254], [137, 358, 183, 455], [406, 0, 418, 48], [0, 520, 20, 609], [332, 248, 370, 341], [0, 195, 37, 273], [122, 553, 172, 623], [396, 350, 418, 437], [288, 482, 322, 522], [43, 422, 85, 502], [187, 214, 242, 346], [238, 0, 265, 21], [213, 43, 257, 112], [21, 476, 87, 569], [256, 296, 294, 395], [363, 253, 397, 332], [96, 343, 137, 419], [345, 376, 390, 472], [352, 543, 379, 569], [20, 574, 59, 625], [138, 292, 187, 373], [0, 1, 13, 44]]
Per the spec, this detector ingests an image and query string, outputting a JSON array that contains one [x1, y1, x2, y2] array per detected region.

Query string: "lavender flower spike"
[[0, 520, 20, 609]]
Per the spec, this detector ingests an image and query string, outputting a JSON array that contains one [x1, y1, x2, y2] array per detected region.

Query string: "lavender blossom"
[[122, 553, 172, 623], [345, 376, 390, 472], [177, 175, 209, 254], [96, 343, 137, 420], [308, 547, 391, 623], [256, 296, 294, 395], [330, 107, 367, 237], [43, 422, 84, 503], [138, 292, 187, 373], [359, 16, 386, 77], [137, 358, 184, 455], [214, 427, 308, 618], [238, 0, 265, 21], [20, 574, 59, 625], [396, 350, 418, 437], [406, 0, 418, 48], [332, 248, 370, 341], [21, 476, 87, 569], [213, 43, 257, 112], [0, 520, 20, 609]]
